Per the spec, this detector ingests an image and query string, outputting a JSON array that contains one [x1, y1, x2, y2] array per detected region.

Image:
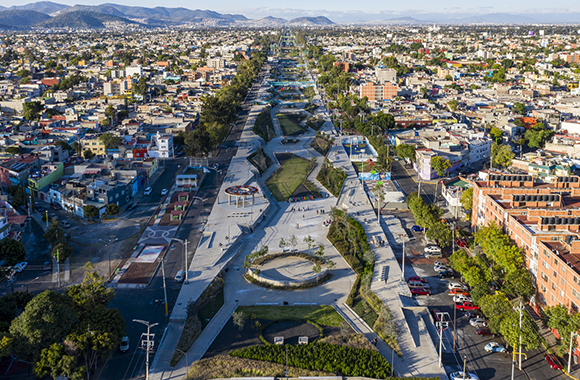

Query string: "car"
[[36, 205, 44, 212], [127, 202, 138, 211], [448, 283, 469, 291], [545, 354, 562, 370], [144, 187, 152, 195], [439, 269, 456, 279], [465, 310, 484, 319], [431, 308, 442, 321], [434, 265, 451, 272], [408, 276, 427, 283], [61, 220, 71, 228], [450, 372, 479, 380], [476, 327, 494, 336], [411, 225, 424, 232], [469, 317, 486, 327], [119, 336, 130, 353], [50, 203, 62, 210], [425, 245, 442, 253], [456, 302, 480, 311], [455, 238, 468, 248], [411, 287, 431, 296], [43, 261, 51, 271], [161, 189, 168, 195], [49, 213, 57, 219], [449, 288, 469, 296], [13, 262, 27, 273], [454, 295, 473, 303], [434, 261, 446, 267], [485, 342, 507, 353]]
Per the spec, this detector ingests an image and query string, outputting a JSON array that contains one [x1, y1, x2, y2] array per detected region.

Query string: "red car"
[[476, 327, 494, 336], [431, 308, 442, 321], [456, 301, 480, 311], [455, 239, 467, 248], [411, 288, 431, 296], [545, 354, 562, 370], [408, 276, 427, 283], [449, 288, 470, 296]]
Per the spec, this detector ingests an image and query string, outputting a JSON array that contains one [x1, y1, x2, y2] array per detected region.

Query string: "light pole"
[[462, 355, 467, 379], [176, 348, 188, 368], [160, 258, 168, 317], [133, 319, 158, 380], [100, 238, 118, 279], [398, 235, 414, 281], [436, 311, 450, 368], [26, 276, 39, 292], [172, 237, 189, 283]]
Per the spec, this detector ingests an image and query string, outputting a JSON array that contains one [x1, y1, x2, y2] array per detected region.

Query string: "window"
[[573, 289, 579, 299], [574, 276, 579, 284], [541, 284, 547, 292], [561, 290, 565, 298], [552, 282, 556, 290], [554, 259, 558, 266], [561, 278, 565, 286], [542, 273, 549, 282], [542, 260, 548, 269], [115, 193, 119, 199]]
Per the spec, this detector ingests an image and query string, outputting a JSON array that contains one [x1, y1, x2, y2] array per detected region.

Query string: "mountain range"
[[1, 1, 580, 28]]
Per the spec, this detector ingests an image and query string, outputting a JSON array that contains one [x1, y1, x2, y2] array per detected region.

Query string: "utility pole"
[[173, 237, 189, 283], [418, 180, 422, 197], [463, 355, 467, 379], [452, 222, 456, 256], [569, 331, 576, 373], [160, 259, 168, 317], [133, 319, 158, 380], [436, 312, 450, 368], [453, 303, 457, 351]]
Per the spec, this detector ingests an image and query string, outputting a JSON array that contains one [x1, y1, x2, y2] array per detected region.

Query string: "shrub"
[[106, 204, 120, 215], [316, 158, 346, 197]]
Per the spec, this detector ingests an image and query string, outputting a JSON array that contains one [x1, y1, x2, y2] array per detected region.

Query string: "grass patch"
[[352, 296, 378, 328], [306, 116, 325, 131], [277, 113, 306, 136], [236, 305, 344, 327], [310, 135, 332, 156], [252, 107, 276, 142], [247, 148, 273, 174], [354, 160, 378, 173], [186, 355, 332, 380], [266, 155, 315, 201], [316, 158, 347, 197], [301, 87, 316, 101]]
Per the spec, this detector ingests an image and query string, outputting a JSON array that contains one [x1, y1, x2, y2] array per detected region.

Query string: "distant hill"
[[288, 16, 334, 25], [250, 16, 287, 26], [366, 17, 430, 25], [0, 10, 51, 27], [37, 10, 141, 28], [6, 1, 67, 15]]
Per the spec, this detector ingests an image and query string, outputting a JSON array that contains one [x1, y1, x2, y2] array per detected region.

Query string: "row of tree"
[[406, 193, 452, 247]]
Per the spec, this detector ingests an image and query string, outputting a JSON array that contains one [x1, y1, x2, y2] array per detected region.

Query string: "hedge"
[[230, 342, 391, 378]]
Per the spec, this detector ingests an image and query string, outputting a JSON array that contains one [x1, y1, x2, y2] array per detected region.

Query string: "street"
[[391, 160, 436, 204]]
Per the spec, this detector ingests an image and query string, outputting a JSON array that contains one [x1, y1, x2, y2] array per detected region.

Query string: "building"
[[0, 154, 39, 188], [375, 68, 397, 84], [360, 83, 398, 101], [207, 58, 225, 69], [147, 132, 174, 158], [81, 136, 106, 155]]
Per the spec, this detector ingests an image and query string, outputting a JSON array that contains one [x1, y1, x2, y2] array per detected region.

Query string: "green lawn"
[[266, 156, 314, 201], [352, 296, 378, 328], [277, 114, 305, 136], [236, 305, 344, 326]]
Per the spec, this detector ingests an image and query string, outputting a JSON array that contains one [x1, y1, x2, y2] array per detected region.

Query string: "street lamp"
[[398, 235, 415, 281], [133, 319, 158, 380], [176, 348, 188, 368], [172, 237, 189, 283], [100, 238, 119, 279], [26, 276, 39, 293]]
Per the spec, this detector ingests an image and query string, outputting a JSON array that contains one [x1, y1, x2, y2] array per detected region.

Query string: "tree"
[[5, 145, 20, 157], [34, 343, 85, 380], [10, 290, 78, 360], [23, 101, 43, 120], [55, 140, 71, 151], [83, 150, 94, 159], [44, 219, 65, 246], [184, 127, 211, 157], [430, 156, 452, 177], [513, 102, 526, 115], [83, 205, 99, 219], [489, 127, 503, 144], [106, 204, 120, 215], [0, 239, 26, 266], [491, 143, 514, 168], [289, 234, 298, 251], [303, 235, 315, 255], [104, 105, 116, 120], [524, 122, 554, 148], [460, 187, 473, 212], [499, 311, 539, 351], [396, 144, 416, 162], [7, 185, 26, 207], [544, 305, 580, 354], [447, 99, 458, 111], [0, 292, 34, 333], [98, 133, 121, 149], [71, 142, 82, 154], [279, 238, 287, 250], [426, 221, 452, 247], [232, 311, 246, 334], [52, 243, 73, 263]]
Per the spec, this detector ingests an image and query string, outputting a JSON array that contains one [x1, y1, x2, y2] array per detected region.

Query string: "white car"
[[13, 262, 27, 273], [424, 245, 442, 253], [434, 261, 446, 267], [485, 342, 507, 353], [450, 372, 479, 380], [448, 282, 469, 291], [453, 295, 473, 303], [161, 189, 168, 195], [434, 265, 451, 272], [469, 317, 486, 327], [144, 187, 152, 195]]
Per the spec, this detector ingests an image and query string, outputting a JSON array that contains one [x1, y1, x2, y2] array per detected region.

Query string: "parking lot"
[[391, 210, 566, 380]]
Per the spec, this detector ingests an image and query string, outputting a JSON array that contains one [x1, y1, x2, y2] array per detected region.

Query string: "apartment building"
[[471, 173, 580, 358], [360, 82, 398, 101], [81, 136, 106, 155]]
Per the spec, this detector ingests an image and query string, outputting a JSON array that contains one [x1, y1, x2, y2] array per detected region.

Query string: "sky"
[[3, 0, 580, 22]]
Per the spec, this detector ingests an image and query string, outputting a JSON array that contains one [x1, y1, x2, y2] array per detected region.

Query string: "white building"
[[126, 65, 143, 78], [561, 119, 580, 135], [147, 132, 174, 158]]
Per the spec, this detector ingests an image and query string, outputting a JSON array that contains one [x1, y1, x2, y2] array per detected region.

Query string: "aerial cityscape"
[[2, 2, 580, 380]]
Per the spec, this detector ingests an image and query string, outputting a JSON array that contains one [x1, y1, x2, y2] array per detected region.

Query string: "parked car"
[[431, 308, 442, 321], [49, 213, 57, 219], [449, 288, 469, 296], [43, 261, 51, 271], [408, 276, 427, 283], [456, 302, 480, 311], [411, 287, 431, 296], [61, 220, 71, 228], [434, 261, 447, 267], [434, 265, 451, 272], [453, 295, 473, 303], [144, 187, 152, 195], [425, 251, 443, 259], [119, 336, 130, 353], [485, 342, 507, 353], [13, 262, 27, 273], [469, 317, 486, 327], [545, 354, 563, 370], [439, 269, 456, 279], [50, 203, 62, 210], [448, 283, 469, 291], [411, 225, 424, 232], [465, 310, 484, 319], [476, 327, 494, 336], [450, 372, 479, 380], [455, 238, 468, 248], [127, 202, 138, 211], [161, 189, 168, 195], [425, 245, 442, 253]]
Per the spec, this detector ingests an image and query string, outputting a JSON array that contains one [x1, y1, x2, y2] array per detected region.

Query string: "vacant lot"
[[266, 154, 314, 201]]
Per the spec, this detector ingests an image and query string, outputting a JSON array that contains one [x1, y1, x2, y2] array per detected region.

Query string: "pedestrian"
[[317, 210, 319, 215], [303, 214, 305, 219]]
